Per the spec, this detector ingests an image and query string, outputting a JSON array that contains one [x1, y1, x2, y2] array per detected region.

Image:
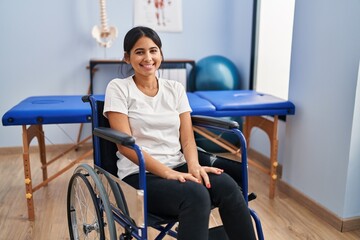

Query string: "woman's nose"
[[144, 52, 152, 61]]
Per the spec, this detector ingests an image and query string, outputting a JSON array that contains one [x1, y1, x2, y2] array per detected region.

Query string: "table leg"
[[22, 125, 47, 221], [243, 116, 279, 199], [20, 124, 92, 220]]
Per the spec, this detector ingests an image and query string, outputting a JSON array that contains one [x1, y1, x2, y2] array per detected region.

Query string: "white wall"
[[285, 0, 360, 219]]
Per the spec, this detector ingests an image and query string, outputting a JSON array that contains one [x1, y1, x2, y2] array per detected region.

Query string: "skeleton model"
[[92, 0, 118, 48]]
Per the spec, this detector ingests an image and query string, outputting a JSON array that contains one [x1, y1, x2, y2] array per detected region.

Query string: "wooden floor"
[[0, 145, 359, 240]]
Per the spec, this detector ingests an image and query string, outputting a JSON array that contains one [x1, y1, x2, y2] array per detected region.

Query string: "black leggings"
[[123, 153, 256, 240]]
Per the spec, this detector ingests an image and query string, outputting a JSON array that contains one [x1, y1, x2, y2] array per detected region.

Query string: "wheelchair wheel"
[[95, 166, 132, 220], [67, 172, 104, 239], [68, 164, 117, 240]]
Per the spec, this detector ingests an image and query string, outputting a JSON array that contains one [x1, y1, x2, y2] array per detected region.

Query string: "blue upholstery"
[[193, 90, 295, 117], [186, 92, 216, 115], [2, 95, 91, 126]]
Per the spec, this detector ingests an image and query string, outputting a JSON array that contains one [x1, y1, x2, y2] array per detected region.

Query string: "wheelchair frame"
[[66, 95, 264, 240]]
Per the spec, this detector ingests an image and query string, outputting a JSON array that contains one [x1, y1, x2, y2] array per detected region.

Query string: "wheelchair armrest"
[[93, 127, 135, 147], [191, 115, 239, 129], [82, 95, 91, 103]]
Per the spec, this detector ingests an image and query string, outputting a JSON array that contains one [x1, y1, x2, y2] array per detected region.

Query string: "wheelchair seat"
[[66, 95, 264, 240]]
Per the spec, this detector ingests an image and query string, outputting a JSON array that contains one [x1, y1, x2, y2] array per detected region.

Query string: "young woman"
[[103, 26, 256, 240]]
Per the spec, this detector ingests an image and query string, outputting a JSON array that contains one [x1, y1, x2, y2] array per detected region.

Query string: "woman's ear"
[[123, 53, 130, 63]]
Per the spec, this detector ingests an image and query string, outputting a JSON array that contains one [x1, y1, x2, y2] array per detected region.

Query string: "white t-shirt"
[[103, 76, 192, 179]]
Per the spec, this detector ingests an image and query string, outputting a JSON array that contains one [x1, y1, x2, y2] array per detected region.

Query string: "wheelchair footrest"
[[209, 226, 229, 240]]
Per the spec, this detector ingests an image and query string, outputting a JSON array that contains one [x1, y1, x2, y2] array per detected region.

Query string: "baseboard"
[[278, 180, 360, 232], [343, 217, 360, 232]]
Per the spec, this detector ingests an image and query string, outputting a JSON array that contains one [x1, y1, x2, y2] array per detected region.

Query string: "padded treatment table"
[[188, 90, 295, 199], [2, 95, 93, 220]]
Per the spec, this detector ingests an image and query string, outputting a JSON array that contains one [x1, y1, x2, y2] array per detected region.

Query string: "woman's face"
[[126, 36, 162, 78]]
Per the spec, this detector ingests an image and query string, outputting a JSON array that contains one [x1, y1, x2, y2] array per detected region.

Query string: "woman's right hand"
[[164, 169, 201, 184]]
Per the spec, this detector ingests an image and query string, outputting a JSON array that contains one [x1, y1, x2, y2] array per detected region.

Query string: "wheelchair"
[[66, 95, 264, 240]]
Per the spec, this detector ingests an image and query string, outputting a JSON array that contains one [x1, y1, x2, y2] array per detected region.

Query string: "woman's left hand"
[[188, 165, 223, 188]]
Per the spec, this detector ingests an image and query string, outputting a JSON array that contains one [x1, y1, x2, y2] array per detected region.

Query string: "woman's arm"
[[179, 112, 223, 188], [107, 111, 199, 183], [179, 112, 199, 168]]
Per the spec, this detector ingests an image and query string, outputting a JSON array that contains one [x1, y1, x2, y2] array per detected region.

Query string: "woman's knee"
[[212, 173, 239, 193], [182, 182, 211, 211], [209, 173, 244, 205]]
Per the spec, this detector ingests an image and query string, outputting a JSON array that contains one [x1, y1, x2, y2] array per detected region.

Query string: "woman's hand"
[[163, 169, 201, 183], [188, 164, 224, 188], [163, 166, 223, 188]]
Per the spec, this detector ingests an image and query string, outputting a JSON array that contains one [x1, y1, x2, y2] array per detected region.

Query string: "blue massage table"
[[188, 90, 294, 116], [188, 90, 295, 200], [2, 91, 295, 220], [2, 95, 93, 220]]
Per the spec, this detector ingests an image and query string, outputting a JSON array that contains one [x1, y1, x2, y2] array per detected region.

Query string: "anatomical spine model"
[[92, 0, 118, 48]]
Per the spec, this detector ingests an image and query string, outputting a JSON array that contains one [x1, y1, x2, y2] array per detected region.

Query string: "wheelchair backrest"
[[88, 95, 119, 176]]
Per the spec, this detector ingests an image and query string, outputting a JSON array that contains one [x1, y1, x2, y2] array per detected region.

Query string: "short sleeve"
[[175, 81, 192, 114], [103, 78, 131, 118]]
